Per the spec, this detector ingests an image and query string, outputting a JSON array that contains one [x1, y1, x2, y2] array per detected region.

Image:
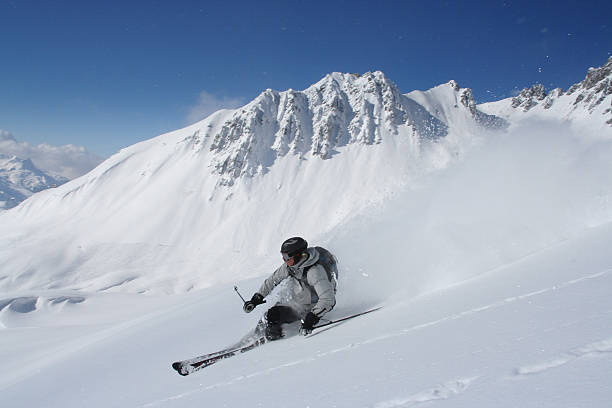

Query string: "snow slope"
[[1, 60, 612, 407], [1, 124, 611, 407], [2, 229, 611, 408]]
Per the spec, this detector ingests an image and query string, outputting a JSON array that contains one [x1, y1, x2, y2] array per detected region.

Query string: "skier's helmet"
[[281, 237, 308, 260]]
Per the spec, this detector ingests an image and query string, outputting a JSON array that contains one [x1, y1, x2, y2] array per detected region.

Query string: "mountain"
[[479, 56, 612, 133], [2, 58, 612, 295], [0, 57, 610, 293], [0, 154, 68, 210], [200, 71, 450, 186], [2, 57, 612, 294], [0, 130, 103, 180], [406, 80, 508, 131], [0, 130, 102, 209], [0, 71, 503, 295]]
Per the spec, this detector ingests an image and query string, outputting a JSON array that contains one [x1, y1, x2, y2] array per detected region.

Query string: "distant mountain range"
[[0, 154, 68, 210], [0, 131, 102, 209]]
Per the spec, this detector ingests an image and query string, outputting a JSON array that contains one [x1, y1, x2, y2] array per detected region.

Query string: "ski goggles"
[[282, 252, 292, 261]]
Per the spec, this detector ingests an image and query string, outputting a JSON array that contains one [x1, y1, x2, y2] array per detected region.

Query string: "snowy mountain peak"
[[0, 154, 67, 209], [2, 155, 36, 171], [406, 80, 507, 131], [446, 79, 461, 93], [314, 70, 391, 89], [202, 71, 451, 186], [581, 56, 612, 91], [510, 57, 612, 114], [566, 55, 612, 115], [480, 56, 612, 130], [511, 84, 549, 111]]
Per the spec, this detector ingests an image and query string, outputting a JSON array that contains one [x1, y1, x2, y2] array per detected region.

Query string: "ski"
[[171, 344, 244, 368], [171, 307, 382, 376], [311, 306, 382, 331], [171, 336, 266, 376]]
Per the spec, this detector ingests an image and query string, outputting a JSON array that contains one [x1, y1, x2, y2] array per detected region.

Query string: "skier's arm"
[[307, 266, 336, 317], [257, 264, 289, 298]]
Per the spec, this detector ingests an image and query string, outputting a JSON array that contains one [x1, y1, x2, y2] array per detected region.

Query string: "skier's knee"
[[265, 306, 281, 324], [265, 305, 299, 324], [264, 324, 283, 341]]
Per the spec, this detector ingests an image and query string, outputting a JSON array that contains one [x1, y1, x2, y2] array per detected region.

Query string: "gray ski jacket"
[[257, 247, 337, 318]]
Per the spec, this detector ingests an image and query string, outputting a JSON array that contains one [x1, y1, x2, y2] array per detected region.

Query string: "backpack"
[[309, 246, 338, 282]]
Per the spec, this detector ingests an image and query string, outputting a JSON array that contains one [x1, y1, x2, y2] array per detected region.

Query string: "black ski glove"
[[300, 312, 320, 336], [243, 293, 266, 313]]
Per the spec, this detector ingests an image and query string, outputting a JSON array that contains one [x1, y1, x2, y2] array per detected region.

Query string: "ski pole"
[[234, 286, 247, 304], [236, 286, 265, 313]]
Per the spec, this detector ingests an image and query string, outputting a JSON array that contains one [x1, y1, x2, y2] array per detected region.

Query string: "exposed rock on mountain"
[[204, 72, 450, 185], [483, 56, 612, 129]]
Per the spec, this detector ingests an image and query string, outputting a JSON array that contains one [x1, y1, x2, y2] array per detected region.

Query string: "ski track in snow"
[[354, 268, 612, 350], [514, 337, 612, 376], [143, 268, 612, 407], [372, 377, 479, 408]]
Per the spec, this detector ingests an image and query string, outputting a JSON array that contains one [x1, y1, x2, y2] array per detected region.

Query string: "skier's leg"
[[263, 305, 300, 340]]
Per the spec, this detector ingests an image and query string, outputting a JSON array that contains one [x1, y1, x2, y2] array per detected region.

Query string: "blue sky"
[[1, 0, 610, 157]]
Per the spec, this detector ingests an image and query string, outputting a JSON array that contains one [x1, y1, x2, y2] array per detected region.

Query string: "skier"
[[243, 237, 337, 340], [172, 241, 382, 375]]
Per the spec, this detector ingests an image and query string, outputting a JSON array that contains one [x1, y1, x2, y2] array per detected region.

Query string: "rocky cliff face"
[[567, 56, 612, 119], [508, 57, 612, 122], [199, 72, 450, 186]]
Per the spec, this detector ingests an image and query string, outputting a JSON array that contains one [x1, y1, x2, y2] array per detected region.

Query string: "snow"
[[2, 219, 611, 407], [1, 63, 612, 407]]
